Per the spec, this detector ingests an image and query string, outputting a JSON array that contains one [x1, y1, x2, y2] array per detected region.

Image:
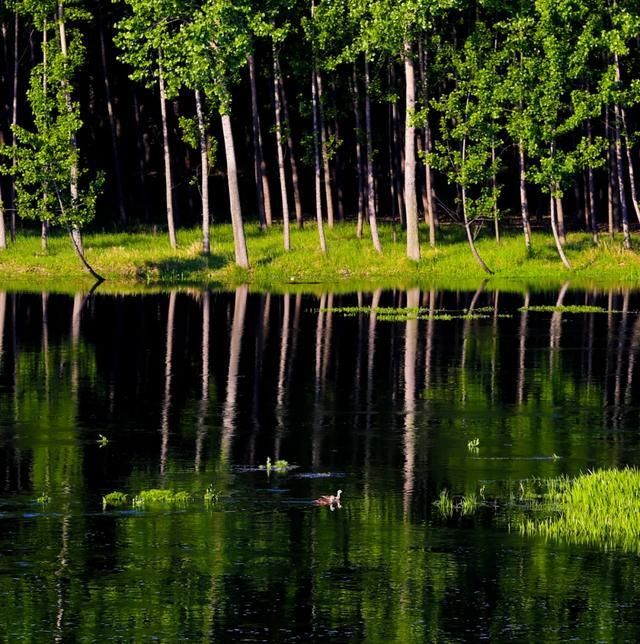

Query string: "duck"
[[314, 489, 342, 506]]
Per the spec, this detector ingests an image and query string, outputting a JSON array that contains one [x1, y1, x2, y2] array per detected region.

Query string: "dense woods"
[[1, 0, 640, 274]]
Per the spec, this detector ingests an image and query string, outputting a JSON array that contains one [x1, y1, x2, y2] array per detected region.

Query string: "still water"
[[1, 285, 640, 642]]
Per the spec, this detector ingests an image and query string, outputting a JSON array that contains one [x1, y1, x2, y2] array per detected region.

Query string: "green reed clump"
[[467, 438, 480, 452], [460, 494, 478, 515], [102, 491, 128, 509], [435, 490, 455, 517], [519, 468, 640, 552], [131, 489, 191, 509]]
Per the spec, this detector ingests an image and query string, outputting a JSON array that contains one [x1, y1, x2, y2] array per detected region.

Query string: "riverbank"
[[1, 223, 640, 294]]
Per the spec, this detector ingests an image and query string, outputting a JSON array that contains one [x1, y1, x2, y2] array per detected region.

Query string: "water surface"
[[1, 285, 639, 642]]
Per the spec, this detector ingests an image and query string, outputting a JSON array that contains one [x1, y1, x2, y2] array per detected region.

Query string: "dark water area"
[[1, 285, 640, 642]]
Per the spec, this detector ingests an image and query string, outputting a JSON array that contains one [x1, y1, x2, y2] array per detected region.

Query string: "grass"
[[518, 468, 640, 552], [435, 468, 640, 552], [1, 223, 640, 294], [103, 487, 222, 510]]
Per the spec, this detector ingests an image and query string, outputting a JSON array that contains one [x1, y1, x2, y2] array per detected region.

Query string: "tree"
[[432, 23, 498, 274], [115, 0, 185, 249], [1, 0, 103, 278]]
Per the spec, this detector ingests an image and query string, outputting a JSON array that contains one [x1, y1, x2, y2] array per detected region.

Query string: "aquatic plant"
[[435, 490, 454, 517], [102, 491, 128, 509], [460, 494, 478, 515], [131, 489, 191, 509], [467, 438, 480, 452], [519, 305, 608, 314], [36, 492, 50, 506], [264, 457, 290, 474], [97, 434, 110, 447], [519, 468, 640, 552], [203, 486, 220, 506]]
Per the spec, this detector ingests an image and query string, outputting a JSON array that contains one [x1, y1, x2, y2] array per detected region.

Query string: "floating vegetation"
[[262, 457, 294, 474], [102, 491, 128, 509], [519, 305, 608, 314], [102, 487, 223, 510], [131, 489, 191, 509], [467, 438, 480, 452], [36, 492, 50, 506], [97, 434, 110, 447], [460, 494, 478, 515], [435, 490, 454, 517], [517, 468, 640, 552], [204, 486, 220, 506]]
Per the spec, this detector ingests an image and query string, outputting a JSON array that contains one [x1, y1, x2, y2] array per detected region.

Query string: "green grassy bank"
[[1, 222, 640, 294]]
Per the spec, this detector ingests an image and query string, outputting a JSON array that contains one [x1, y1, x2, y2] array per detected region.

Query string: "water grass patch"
[[518, 468, 640, 552]]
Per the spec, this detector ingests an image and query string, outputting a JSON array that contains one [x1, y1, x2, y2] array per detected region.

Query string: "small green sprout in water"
[[460, 493, 478, 515], [204, 486, 220, 506], [97, 434, 110, 447], [36, 492, 50, 506], [265, 457, 290, 474], [102, 491, 128, 510], [131, 489, 191, 509], [436, 490, 454, 517], [467, 438, 480, 452]]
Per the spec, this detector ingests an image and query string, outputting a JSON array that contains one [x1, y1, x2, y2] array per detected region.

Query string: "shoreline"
[[1, 224, 640, 294]]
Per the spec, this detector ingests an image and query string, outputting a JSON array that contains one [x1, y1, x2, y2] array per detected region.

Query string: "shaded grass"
[[1, 222, 640, 294]]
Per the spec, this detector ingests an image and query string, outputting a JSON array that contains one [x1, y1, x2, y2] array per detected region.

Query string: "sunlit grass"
[[1, 223, 640, 293], [518, 468, 640, 552]]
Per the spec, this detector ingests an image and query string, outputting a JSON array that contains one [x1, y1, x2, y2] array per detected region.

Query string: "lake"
[[1, 284, 640, 642]]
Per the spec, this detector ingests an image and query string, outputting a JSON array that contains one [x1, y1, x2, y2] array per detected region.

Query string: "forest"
[[0, 0, 640, 278]]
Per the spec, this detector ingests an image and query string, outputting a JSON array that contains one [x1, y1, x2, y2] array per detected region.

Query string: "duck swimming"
[[314, 489, 342, 507]]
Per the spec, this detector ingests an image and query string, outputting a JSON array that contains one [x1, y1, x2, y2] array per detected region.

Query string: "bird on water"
[[314, 490, 342, 507]]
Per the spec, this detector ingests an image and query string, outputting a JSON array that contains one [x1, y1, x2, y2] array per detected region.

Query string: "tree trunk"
[[195, 89, 210, 255], [352, 65, 365, 240], [606, 107, 616, 237], [97, 6, 126, 226], [221, 112, 250, 268], [364, 59, 382, 252], [311, 59, 327, 254], [160, 291, 176, 475], [518, 141, 532, 251], [316, 70, 334, 228], [10, 11, 18, 241], [491, 144, 500, 244], [388, 67, 399, 225], [556, 191, 566, 244], [272, 45, 290, 251], [613, 95, 631, 249], [248, 52, 271, 229], [461, 136, 492, 274], [276, 59, 303, 229], [158, 55, 177, 249], [404, 42, 420, 261], [550, 191, 571, 269], [390, 65, 405, 226], [58, 3, 83, 255], [425, 120, 436, 247], [0, 186, 6, 250], [587, 119, 598, 243], [619, 102, 640, 225], [132, 90, 149, 221], [41, 21, 49, 252]]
